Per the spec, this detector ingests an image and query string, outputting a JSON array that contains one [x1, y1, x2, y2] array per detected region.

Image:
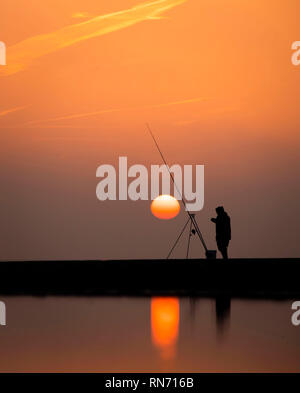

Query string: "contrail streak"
[[1, 0, 187, 76], [0, 105, 27, 118], [26, 97, 208, 125]]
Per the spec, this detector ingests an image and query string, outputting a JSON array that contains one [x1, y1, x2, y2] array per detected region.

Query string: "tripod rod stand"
[[167, 214, 196, 259]]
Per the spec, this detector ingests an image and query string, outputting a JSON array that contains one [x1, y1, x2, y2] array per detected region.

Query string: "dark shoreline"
[[0, 258, 299, 298]]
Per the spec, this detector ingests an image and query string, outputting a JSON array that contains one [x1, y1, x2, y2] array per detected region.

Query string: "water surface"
[[0, 296, 299, 372]]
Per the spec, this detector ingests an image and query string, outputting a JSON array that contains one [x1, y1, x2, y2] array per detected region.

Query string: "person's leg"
[[217, 241, 222, 258], [218, 244, 228, 259], [217, 240, 227, 259]]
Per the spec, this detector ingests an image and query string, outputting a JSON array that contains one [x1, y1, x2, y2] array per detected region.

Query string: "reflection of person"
[[211, 206, 231, 259], [215, 296, 231, 338]]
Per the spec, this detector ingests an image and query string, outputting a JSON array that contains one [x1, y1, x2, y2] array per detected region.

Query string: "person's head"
[[216, 206, 225, 215]]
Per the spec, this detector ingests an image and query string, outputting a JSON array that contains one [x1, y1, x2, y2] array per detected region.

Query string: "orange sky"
[[0, 0, 299, 260]]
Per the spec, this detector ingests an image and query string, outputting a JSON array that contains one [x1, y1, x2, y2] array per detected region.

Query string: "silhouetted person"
[[211, 206, 231, 259]]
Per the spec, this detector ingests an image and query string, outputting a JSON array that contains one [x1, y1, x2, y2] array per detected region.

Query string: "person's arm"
[[211, 218, 217, 223]]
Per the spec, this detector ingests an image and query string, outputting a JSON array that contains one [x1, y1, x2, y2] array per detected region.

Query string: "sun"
[[151, 195, 180, 220]]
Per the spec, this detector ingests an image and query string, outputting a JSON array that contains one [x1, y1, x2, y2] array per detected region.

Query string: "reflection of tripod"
[[167, 214, 216, 259]]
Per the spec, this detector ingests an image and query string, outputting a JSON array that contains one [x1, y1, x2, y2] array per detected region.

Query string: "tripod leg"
[[166, 218, 190, 259], [186, 219, 193, 259]]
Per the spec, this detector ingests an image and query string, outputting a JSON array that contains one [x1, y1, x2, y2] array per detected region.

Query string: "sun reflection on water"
[[151, 297, 179, 360]]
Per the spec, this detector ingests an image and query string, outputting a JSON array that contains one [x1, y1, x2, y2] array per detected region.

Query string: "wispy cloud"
[[1, 0, 186, 76], [71, 12, 92, 19], [26, 97, 208, 126], [0, 105, 27, 118]]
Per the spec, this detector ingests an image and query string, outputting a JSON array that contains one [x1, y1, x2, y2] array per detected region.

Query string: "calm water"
[[0, 296, 299, 372]]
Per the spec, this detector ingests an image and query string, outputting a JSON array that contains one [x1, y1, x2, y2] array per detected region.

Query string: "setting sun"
[[151, 195, 180, 220]]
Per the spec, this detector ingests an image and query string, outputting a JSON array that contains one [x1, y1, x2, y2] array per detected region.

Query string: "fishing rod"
[[146, 123, 208, 254]]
